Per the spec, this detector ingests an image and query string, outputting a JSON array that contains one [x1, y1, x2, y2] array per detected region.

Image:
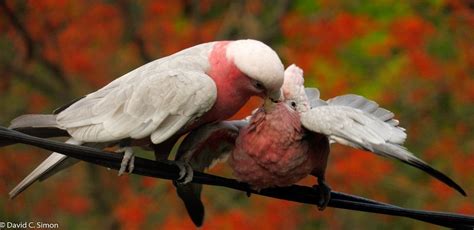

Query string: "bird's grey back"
[[71, 41, 216, 102], [55, 42, 216, 127]]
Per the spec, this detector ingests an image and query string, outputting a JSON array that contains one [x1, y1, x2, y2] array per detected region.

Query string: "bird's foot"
[[313, 180, 331, 211], [117, 147, 135, 176], [175, 162, 194, 185]]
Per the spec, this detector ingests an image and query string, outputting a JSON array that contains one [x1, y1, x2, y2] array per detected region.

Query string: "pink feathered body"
[[230, 102, 328, 189]]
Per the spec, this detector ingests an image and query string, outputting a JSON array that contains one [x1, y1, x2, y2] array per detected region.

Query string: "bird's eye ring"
[[290, 101, 297, 109]]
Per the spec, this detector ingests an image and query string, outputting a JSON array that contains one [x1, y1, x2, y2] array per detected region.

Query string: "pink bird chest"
[[230, 103, 318, 189]]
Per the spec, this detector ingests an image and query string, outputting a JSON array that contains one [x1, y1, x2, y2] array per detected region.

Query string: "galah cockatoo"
[[6, 39, 285, 199], [174, 64, 465, 227]]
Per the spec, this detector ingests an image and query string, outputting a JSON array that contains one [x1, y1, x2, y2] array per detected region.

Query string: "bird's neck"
[[201, 41, 257, 123]]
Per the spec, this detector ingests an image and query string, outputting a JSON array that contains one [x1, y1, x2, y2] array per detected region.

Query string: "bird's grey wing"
[[301, 105, 406, 154], [326, 94, 400, 126], [174, 120, 246, 227], [304, 87, 327, 108], [9, 70, 217, 198], [300, 97, 466, 196], [56, 69, 217, 144]]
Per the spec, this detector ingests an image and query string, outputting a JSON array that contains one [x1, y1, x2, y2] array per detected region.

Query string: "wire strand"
[[1, 127, 473, 228]]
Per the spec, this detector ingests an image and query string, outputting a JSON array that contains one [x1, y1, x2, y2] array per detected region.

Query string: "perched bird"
[[229, 65, 330, 208], [6, 39, 285, 199], [174, 64, 466, 227]]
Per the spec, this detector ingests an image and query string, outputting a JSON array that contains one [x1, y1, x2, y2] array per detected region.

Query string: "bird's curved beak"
[[267, 89, 282, 103], [264, 89, 281, 111], [263, 96, 276, 111]]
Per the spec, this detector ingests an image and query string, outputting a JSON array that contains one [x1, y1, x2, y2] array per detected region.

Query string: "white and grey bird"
[[5, 39, 285, 199]]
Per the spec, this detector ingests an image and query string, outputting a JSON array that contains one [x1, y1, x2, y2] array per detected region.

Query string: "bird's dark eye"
[[290, 101, 297, 108], [254, 81, 264, 90]]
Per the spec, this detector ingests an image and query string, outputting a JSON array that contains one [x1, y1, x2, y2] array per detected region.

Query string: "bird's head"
[[262, 64, 310, 113], [226, 39, 284, 102], [280, 64, 310, 112]]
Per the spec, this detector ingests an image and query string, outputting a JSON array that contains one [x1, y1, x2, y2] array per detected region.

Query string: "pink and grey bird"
[[174, 64, 466, 226], [5, 39, 285, 198], [229, 65, 331, 205]]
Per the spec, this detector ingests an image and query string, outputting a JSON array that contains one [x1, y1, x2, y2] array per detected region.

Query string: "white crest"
[[282, 64, 310, 112]]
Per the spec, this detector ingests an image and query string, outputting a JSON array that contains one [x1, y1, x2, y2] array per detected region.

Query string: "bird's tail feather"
[[375, 143, 466, 196], [35, 141, 108, 182], [175, 183, 205, 227], [9, 114, 59, 129], [1, 114, 68, 147], [37, 158, 80, 182], [9, 138, 82, 199]]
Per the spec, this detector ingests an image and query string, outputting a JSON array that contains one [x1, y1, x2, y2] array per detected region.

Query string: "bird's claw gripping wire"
[[313, 179, 331, 211], [175, 162, 194, 185], [117, 147, 135, 176]]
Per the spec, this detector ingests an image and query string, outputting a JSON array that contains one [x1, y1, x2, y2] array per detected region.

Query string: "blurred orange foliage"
[[0, 0, 472, 229]]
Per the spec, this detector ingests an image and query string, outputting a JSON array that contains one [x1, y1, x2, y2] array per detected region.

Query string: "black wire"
[[1, 127, 473, 228]]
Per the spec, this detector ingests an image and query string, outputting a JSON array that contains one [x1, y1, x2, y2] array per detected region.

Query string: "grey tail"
[[406, 155, 467, 196], [377, 143, 467, 196], [1, 114, 68, 147], [10, 114, 59, 129], [9, 138, 82, 199]]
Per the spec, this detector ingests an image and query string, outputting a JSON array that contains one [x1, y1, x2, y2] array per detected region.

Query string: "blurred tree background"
[[0, 0, 473, 229]]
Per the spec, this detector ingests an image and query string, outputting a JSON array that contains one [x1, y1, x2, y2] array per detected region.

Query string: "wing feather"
[[57, 70, 217, 144], [301, 106, 405, 151], [285, 64, 465, 195], [304, 88, 327, 108], [300, 103, 466, 195]]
